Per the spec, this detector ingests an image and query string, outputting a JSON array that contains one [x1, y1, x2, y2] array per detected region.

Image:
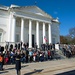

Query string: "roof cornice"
[[0, 5, 9, 11], [9, 5, 53, 20]]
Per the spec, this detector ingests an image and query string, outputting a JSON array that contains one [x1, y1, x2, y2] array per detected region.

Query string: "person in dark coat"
[[15, 43, 17, 50], [15, 50, 21, 75], [26, 49, 29, 63], [18, 43, 20, 50], [5, 44, 8, 50], [20, 41, 23, 50], [10, 44, 13, 49]]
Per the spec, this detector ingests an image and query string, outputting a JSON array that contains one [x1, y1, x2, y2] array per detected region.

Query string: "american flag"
[[44, 36, 48, 42]]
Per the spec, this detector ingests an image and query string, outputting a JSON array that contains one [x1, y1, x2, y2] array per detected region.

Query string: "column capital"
[[21, 17, 24, 20], [43, 22, 45, 24], [36, 20, 39, 22], [21, 18, 24, 23], [49, 22, 52, 25], [29, 19, 32, 21]]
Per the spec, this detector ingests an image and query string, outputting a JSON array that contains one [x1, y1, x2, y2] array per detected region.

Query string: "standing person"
[[20, 41, 23, 50], [29, 50, 33, 62], [15, 50, 21, 75], [0, 52, 4, 70], [26, 49, 29, 63], [15, 43, 17, 50], [26, 42, 29, 48], [23, 43, 26, 50], [33, 51, 37, 62], [34, 43, 37, 51], [18, 43, 20, 50]]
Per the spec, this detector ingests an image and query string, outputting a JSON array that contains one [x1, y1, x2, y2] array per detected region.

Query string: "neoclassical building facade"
[[0, 4, 60, 48]]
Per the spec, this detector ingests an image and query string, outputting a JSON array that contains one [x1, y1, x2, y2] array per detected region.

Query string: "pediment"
[[13, 6, 52, 19]]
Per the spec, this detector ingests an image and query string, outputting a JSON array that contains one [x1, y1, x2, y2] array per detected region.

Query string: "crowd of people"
[[61, 44, 75, 58], [0, 42, 55, 71], [0, 42, 75, 73]]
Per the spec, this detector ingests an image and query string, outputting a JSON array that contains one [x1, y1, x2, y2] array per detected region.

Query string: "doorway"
[[32, 34, 34, 47], [28, 34, 35, 47]]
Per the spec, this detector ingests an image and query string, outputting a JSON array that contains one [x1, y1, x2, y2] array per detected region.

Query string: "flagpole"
[[34, 1, 37, 5]]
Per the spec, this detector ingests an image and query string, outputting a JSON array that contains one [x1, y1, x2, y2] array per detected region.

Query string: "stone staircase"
[[54, 50, 66, 60]]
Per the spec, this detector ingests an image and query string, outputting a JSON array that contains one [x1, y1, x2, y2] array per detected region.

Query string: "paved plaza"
[[1, 58, 75, 75]]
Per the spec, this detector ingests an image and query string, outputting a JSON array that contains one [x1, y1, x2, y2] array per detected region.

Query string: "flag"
[[44, 36, 48, 42]]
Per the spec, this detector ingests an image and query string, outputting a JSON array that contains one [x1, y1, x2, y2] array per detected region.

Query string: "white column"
[[58, 25, 60, 43], [48, 23, 52, 44], [21, 18, 24, 42], [8, 12, 12, 42], [43, 22, 46, 44], [36, 21, 39, 48], [11, 16, 16, 42], [29, 19, 32, 48]]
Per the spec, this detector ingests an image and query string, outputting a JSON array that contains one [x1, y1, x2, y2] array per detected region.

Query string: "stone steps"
[[1, 58, 75, 75]]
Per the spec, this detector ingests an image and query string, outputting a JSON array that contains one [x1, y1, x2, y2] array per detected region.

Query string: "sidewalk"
[[0, 58, 75, 75]]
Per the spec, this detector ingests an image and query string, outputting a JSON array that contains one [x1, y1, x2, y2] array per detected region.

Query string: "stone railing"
[[0, 42, 19, 47]]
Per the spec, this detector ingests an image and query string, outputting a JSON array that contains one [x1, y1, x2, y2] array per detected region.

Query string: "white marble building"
[[0, 4, 60, 48]]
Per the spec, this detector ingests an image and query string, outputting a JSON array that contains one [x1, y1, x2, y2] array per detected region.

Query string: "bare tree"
[[69, 27, 75, 38], [60, 27, 75, 44]]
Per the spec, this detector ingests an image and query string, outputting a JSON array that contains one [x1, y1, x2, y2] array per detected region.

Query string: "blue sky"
[[0, 0, 75, 36]]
